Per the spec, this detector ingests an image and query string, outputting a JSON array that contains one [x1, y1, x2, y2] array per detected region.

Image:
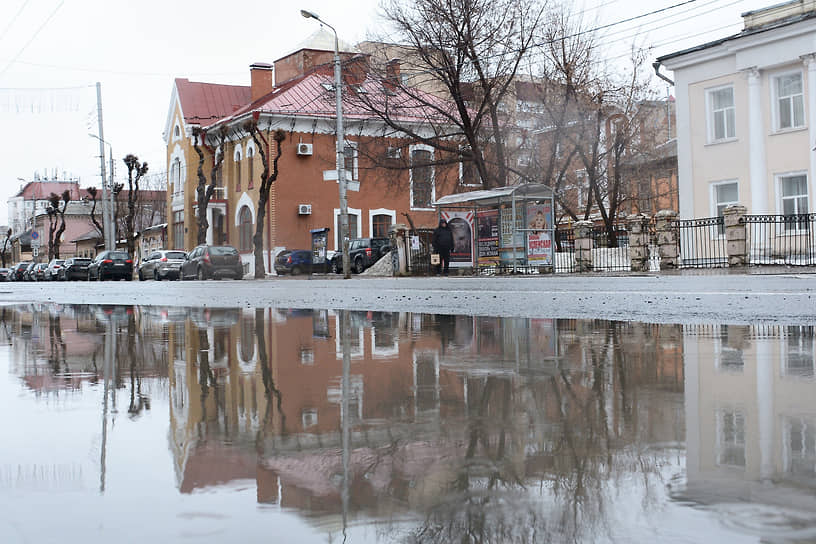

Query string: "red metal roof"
[[175, 78, 251, 128], [220, 63, 455, 126], [16, 181, 82, 200]]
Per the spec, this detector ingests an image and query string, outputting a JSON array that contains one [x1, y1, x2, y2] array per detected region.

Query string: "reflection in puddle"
[[0, 304, 814, 542]]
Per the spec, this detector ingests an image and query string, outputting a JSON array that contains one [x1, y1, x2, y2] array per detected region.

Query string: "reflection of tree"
[[47, 312, 67, 375], [127, 311, 150, 418], [256, 308, 286, 447]]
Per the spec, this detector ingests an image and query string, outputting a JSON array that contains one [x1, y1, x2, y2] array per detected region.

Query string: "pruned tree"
[[246, 121, 285, 279], [192, 127, 228, 245], [85, 187, 105, 238], [46, 190, 70, 260], [0, 228, 11, 267], [360, 0, 546, 189], [122, 155, 148, 257]]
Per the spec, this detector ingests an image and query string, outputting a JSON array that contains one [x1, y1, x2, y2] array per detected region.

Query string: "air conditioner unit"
[[298, 204, 312, 215], [297, 143, 313, 156]]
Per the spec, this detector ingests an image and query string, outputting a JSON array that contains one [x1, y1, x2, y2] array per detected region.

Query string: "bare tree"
[[361, 0, 545, 189], [122, 155, 148, 257], [46, 190, 70, 260], [1, 228, 11, 267], [193, 127, 228, 245], [85, 187, 105, 238], [246, 122, 285, 279]]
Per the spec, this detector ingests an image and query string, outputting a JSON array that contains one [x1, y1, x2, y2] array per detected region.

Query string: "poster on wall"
[[441, 210, 474, 267], [499, 206, 525, 248], [526, 202, 553, 266], [476, 209, 500, 265]]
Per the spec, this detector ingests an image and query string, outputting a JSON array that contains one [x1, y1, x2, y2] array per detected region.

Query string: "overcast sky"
[[0, 0, 771, 226]]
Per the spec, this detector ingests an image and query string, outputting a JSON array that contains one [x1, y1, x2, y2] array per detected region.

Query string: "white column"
[[206, 207, 213, 245], [747, 67, 767, 215], [755, 338, 774, 481], [803, 54, 816, 211]]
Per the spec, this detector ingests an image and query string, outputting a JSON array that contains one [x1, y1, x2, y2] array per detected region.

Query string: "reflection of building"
[[683, 324, 816, 518]]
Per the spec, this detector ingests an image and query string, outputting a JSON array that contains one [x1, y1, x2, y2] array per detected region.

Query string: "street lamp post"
[[300, 9, 350, 279], [89, 133, 115, 251]]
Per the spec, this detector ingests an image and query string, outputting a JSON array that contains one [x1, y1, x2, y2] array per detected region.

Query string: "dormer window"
[[321, 82, 335, 92]]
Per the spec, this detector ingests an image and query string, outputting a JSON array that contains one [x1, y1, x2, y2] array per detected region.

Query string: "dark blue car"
[[274, 250, 314, 275]]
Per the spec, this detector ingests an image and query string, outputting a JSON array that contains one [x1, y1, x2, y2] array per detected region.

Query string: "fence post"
[[627, 213, 651, 272], [573, 220, 594, 272], [389, 224, 408, 276], [655, 209, 679, 270], [723, 205, 747, 267]]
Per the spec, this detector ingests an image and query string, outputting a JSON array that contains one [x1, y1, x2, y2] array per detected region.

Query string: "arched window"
[[234, 147, 242, 192], [247, 147, 255, 189], [171, 157, 182, 195], [173, 125, 180, 139], [239, 205, 253, 251]]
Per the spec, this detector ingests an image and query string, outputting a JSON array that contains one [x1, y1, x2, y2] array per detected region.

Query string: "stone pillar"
[[655, 209, 679, 270], [573, 220, 594, 272], [746, 67, 767, 214], [389, 224, 408, 276], [627, 213, 651, 272], [723, 205, 747, 267]]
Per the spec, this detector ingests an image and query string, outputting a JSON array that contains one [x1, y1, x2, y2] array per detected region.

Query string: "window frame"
[[772, 70, 806, 132], [409, 144, 435, 211], [343, 140, 359, 182], [776, 171, 809, 231], [705, 84, 737, 143], [238, 205, 253, 252], [233, 145, 243, 192]]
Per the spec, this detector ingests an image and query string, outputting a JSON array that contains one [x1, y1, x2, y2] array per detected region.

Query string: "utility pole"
[[95, 82, 112, 251]]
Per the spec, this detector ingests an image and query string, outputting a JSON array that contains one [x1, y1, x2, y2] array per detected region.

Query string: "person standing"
[[431, 218, 454, 276]]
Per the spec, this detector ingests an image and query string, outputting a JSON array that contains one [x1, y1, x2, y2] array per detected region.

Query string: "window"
[[372, 214, 392, 238], [171, 158, 182, 196], [246, 146, 254, 189], [336, 213, 359, 250], [234, 147, 242, 191], [173, 124, 180, 140], [718, 410, 746, 468], [712, 181, 738, 235], [238, 206, 252, 252], [459, 146, 481, 186], [707, 86, 736, 142], [344, 141, 358, 181], [410, 146, 434, 209], [778, 174, 809, 230], [775, 73, 805, 130], [783, 326, 814, 377], [784, 417, 816, 478], [172, 210, 184, 250]]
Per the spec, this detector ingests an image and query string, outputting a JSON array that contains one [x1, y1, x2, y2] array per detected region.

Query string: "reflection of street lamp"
[[88, 133, 115, 251], [300, 9, 350, 278]]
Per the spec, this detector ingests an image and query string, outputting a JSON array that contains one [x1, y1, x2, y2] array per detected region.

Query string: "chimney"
[[342, 54, 370, 87], [384, 58, 401, 91], [250, 63, 275, 101]]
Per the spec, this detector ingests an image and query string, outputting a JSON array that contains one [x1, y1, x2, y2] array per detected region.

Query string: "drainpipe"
[[652, 61, 674, 86]]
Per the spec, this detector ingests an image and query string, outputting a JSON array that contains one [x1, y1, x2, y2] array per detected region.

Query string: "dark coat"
[[432, 222, 454, 251]]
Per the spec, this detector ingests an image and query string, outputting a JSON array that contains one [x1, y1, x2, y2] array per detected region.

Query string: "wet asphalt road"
[[2, 271, 815, 324]]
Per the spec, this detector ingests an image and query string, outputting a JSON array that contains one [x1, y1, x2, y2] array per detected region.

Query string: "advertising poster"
[[476, 209, 499, 265], [526, 202, 553, 266], [441, 210, 474, 266], [499, 206, 525, 248]]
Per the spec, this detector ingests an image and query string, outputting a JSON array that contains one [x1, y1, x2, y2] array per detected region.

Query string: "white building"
[[656, 0, 816, 221]]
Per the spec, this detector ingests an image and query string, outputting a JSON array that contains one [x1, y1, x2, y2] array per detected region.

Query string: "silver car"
[[138, 249, 187, 281]]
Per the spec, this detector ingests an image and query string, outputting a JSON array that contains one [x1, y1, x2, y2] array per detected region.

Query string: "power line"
[[0, 0, 32, 45], [0, 0, 65, 78]]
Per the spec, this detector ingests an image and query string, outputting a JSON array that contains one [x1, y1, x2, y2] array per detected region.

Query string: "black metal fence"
[[675, 216, 727, 269], [554, 223, 634, 273], [406, 228, 434, 276], [743, 214, 816, 266]]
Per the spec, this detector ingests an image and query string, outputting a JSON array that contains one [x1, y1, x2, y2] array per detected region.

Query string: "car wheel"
[[333, 259, 342, 274], [197, 267, 206, 281], [353, 257, 364, 274], [138, 270, 144, 281], [291, 266, 301, 276], [154, 270, 160, 281]]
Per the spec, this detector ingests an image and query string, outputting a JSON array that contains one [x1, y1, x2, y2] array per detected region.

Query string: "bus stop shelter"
[[433, 183, 555, 273]]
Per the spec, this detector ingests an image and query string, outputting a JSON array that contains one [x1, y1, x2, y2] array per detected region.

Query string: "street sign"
[[32, 247, 38, 257], [322, 169, 348, 182], [30, 231, 39, 239], [31, 238, 40, 249]]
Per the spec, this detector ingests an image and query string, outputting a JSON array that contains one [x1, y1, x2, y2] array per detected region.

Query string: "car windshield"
[[209, 246, 238, 256], [165, 252, 186, 260]]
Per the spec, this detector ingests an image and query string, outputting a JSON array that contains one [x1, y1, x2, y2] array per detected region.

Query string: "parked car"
[[138, 249, 187, 281], [23, 262, 37, 281], [0, 268, 8, 281], [59, 257, 92, 281], [32, 263, 48, 281], [331, 237, 391, 274], [180, 245, 244, 280], [275, 249, 314, 275], [44, 259, 65, 281], [10, 262, 32, 281], [88, 250, 133, 281]]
